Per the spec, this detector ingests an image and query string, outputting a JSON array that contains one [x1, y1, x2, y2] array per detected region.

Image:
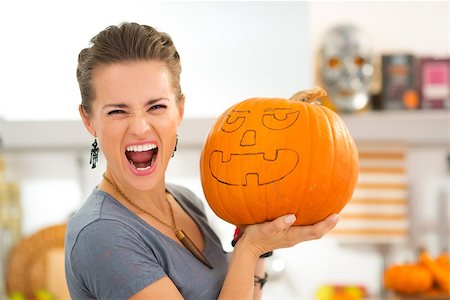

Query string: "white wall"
[[309, 1, 449, 56], [0, 1, 311, 120]]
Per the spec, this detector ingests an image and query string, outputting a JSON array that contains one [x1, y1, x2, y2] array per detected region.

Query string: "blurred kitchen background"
[[0, 1, 449, 300]]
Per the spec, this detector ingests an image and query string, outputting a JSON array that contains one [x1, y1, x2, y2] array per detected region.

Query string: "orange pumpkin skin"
[[200, 96, 359, 225], [384, 264, 433, 294]]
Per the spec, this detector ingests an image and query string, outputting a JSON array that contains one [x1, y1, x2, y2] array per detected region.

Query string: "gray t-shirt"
[[65, 183, 229, 299]]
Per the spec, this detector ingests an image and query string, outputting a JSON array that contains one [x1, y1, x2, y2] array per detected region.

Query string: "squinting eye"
[[107, 110, 125, 115], [328, 57, 341, 68], [354, 56, 365, 66], [149, 104, 167, 111]]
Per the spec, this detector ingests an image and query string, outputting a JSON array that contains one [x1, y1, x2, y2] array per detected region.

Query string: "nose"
[[240, 130, 256, 146], [129, 110, 151, 137]]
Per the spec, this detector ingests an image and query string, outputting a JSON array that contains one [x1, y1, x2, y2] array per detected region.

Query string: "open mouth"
[[125, 143, 158, 171]]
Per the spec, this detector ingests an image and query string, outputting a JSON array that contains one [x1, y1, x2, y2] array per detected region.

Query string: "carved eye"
[[263, 109, 299, 130], [354, 56, 365, 66], [221, 110, 249, 132], [328, 57, 341, 68]]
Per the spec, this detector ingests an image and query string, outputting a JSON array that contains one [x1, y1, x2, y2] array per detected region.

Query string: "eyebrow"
[[102, 98, 168, 110]]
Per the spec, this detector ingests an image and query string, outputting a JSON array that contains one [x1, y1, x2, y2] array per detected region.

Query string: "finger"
[[304, 214, 340, 240], [262, 214, 297, 235], [325, 214, 340, 229]]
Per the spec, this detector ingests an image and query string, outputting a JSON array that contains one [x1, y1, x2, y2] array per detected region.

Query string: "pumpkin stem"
[[290, 86, 327, 104]]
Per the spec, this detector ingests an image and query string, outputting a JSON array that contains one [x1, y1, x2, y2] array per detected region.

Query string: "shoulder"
[[66, 213, 150, 272], [66, 190, 128, 245], [65, 214, 165, 299], [65, 190, 154, 265], [72, 218, 139, 249]]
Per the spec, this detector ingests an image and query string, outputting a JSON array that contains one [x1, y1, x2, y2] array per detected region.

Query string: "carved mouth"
[[208, 149, 299, 186]]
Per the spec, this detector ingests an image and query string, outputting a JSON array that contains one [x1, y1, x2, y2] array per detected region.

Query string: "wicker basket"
[[6, 223, 68, 299]]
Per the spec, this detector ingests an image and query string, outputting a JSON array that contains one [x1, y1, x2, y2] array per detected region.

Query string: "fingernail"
[[331, 214, 340, 224], [284, 214, 296, 224]]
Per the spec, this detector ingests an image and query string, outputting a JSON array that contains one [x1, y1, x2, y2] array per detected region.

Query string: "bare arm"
[[219, 213, 340, 300], [253, 258, 266, 300], [130, 214, 339, 299]]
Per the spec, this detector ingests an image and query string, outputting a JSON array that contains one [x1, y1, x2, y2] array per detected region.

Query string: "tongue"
[[127, 150, 154, 164]]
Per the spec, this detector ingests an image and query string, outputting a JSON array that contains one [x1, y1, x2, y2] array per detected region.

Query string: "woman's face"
[[81, 60, 184, 191]]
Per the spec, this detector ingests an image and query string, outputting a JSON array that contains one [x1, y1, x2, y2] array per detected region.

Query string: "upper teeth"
[[126, 143, 157, 152]]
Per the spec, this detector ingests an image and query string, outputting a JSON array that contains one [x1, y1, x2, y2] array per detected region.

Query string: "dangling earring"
[[90, 137, 99, 169], [172, 134, 178, 157]]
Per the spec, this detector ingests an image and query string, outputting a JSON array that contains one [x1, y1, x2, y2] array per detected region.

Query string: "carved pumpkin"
[[200, 87, 359, 225], [384, 264, 433, 294]]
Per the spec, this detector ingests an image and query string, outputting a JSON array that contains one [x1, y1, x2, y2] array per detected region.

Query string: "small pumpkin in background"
[[384, 264, 433, 294], [436, 251, 450, 270], [200, 87, 359, 225], [419, 250, 450, 293]]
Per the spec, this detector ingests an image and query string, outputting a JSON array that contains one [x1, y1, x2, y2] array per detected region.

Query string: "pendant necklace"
[[102, 174, 213, 269]]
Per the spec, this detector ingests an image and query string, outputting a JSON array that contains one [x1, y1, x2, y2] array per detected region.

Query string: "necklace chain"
[[101, 173, 214, 269], [102, 174, 178, 232]]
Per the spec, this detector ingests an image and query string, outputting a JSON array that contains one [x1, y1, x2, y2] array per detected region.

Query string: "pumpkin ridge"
[[325, 107, 359, 217], [306, 105, 333, 223], [339, 109, 359, 210], [233, 100, 257, 224], [328, 111, 358, 217], [243, 99, 263, 224], [324, 106, 345, 221], [296, 102, 312, 224], [202, 116, 238, 224], [222, 133, 247, 224], [314, 105, 337, 223]]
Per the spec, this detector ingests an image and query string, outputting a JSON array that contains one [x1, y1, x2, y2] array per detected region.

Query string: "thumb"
[[265, 214, 297, 235]]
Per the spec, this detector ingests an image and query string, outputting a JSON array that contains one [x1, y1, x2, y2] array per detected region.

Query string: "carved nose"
[[240, 130, 256, 146]]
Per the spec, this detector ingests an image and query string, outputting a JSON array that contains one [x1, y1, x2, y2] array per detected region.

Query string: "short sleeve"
[[69, 219, 166, 299]]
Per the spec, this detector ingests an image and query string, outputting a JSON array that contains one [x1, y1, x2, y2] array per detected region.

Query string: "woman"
[[64, 22, 339, 300]]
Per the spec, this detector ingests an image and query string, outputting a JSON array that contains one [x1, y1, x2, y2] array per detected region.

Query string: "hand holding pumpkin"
[[237, 213, 340, 258]]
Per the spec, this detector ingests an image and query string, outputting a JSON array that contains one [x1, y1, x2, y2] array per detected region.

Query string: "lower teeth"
[[136, 166, 151, 171], [129, 156, 156, 171]]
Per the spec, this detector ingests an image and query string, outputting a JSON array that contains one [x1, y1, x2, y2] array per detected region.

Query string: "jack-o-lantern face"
[[200, 94, 359, 226], [210, 105, 300, 186]]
